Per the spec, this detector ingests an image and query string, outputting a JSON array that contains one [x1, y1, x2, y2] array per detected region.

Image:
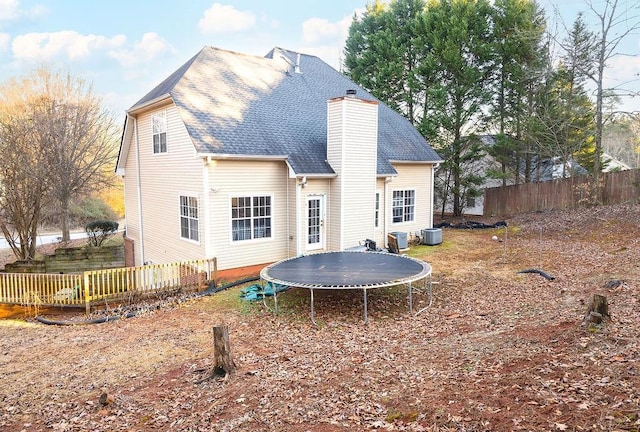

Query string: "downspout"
[[430, 164, 438, 228], [131, 113, 145, 265], [295, 178, 302, 255], [202, 157, 212, 259], [384, 176, 391, 247], [286, 165, 290, 257]]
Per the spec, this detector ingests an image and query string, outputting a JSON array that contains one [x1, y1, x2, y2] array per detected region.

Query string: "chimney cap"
[[346, 89, 357, 97]]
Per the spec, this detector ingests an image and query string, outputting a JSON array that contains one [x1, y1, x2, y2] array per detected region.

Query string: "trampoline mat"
[[263, 251, 429, 288]]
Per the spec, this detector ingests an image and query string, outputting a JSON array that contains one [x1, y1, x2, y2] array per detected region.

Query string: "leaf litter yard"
[[1, 204, 639, 432]]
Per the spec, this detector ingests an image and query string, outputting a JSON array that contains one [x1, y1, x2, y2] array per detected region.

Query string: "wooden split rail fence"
[[0, 258, 217, 314]]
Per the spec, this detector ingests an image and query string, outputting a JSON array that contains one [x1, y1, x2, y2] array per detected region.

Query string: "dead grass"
[[1, 203, 639, 431]]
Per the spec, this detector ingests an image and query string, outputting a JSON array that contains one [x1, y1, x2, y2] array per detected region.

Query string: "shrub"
[[85, 220, 119, 246], [71, 197, 119, 226]]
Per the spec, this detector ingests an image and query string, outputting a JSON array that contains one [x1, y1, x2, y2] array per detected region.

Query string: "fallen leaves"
[[0, 204, 639, 431]]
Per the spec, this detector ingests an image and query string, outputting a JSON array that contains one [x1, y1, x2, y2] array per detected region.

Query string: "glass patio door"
[[307, 195, 324, 250]]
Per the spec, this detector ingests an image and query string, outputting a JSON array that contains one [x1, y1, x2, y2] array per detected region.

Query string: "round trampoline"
[[260, 251, 432, 323]]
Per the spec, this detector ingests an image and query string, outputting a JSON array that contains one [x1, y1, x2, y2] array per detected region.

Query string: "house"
[[116, 46, 442, 277], [601, 153, 631, 172]]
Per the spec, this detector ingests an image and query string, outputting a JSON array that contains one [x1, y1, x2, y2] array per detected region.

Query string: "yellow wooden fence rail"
[[0, 258, 217, 314]]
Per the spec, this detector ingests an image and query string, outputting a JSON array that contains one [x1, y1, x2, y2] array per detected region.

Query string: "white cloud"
[[0, 0, 47, 22], [0, 0, 20, 21], [108, 32, 172, 68], [299, 11, 360, 70], [302, 15, 351, 45], [198, 3, 256, 35], [0, 32, 9, 51], [12, 31, 125, 61]]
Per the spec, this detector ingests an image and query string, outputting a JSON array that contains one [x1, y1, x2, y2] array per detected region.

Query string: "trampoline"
[[260, 251, 432, 324]]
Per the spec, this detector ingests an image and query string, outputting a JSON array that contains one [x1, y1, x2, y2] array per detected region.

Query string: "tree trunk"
[[583, 294, 609, 326], [212, 325, 236, 377], [61, 197, 71, 242]]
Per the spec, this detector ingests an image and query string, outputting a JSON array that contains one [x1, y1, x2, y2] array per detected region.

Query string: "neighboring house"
[[529, 156, 588, 182], [116, 46, 442, 276], [435, 135, 522, 216], [602, 153, 631, 172], [437, 134, 597, 216]]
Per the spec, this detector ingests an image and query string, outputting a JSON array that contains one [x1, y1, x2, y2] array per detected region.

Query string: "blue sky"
[[0, 0, 638, 117]]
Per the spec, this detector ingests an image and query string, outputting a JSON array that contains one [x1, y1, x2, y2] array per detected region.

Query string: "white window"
[[152, 111, 167, 154], [374, 192, 380, 228], [231, 195, 272, 241], [180, 196, 199, 241], [392, 190, 415, 223]]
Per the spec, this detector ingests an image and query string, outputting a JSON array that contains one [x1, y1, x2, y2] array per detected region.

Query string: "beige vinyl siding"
[[387, 164, 434, 239], [326, 97, 378, 250], [207, 159, 290, 270], [133, 103, 207, 264]]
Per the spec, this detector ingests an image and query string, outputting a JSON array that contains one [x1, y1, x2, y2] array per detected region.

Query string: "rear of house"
[[116, 46, 442, 277]]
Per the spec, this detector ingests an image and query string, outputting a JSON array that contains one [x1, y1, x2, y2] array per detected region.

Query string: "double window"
[[180, 196, 199, 241], [152, 111, 167, 154], [231, 195, 272, 241], [392, 190, 415, 223]]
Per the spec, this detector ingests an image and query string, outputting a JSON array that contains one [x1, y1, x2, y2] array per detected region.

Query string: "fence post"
[[84, 271, 90, 315]]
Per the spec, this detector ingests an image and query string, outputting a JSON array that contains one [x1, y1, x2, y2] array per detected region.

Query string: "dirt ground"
[[1, 204, 639, 432]]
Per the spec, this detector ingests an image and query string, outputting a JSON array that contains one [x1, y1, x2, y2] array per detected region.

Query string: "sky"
[[0, 0, 638, 118]]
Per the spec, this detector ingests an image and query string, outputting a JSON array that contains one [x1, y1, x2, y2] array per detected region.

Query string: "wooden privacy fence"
[[484, 169, 640, 217], [0, 258, 217, 314]]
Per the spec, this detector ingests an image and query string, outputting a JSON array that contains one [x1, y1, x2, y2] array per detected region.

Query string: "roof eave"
[[127, 93, 172, 115], [199, 153, 289, 161], [389, 159, 445, 165]]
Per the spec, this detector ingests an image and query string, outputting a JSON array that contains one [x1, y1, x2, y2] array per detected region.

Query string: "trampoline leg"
[[363, 289, 368, 323], [409, 282, 413, 316], [310, 289, 316, 326], [415, 275, 434, 316], [273, 285, 278, 314]]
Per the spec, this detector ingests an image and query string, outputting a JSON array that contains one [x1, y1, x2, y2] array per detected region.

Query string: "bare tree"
[[0, 67, 119, 258], [32, 69, 119, 241], [0, 82, 52, 259], [585, 0, 640, 177]]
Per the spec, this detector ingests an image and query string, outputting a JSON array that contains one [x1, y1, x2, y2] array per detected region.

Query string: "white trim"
[[203, 161, 212, 257], [127, 94, 171, 114], [198, 153, 287, 161], [338, 102, 347, 251], [131, 114, 145, 265]]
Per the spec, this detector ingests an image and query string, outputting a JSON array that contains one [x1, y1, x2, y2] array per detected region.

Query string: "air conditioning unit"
[[421, 228, 442, 246], [390, 231, 408, 249]]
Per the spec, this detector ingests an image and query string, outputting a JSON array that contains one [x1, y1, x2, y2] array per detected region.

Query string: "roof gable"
[[125, 46, 441, 175]]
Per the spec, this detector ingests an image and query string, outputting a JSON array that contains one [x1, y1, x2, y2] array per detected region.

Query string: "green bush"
[[70, 197, 118, 226], [85, 220, 119, 246]]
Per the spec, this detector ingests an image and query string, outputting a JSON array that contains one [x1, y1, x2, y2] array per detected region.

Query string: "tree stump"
[[212, 325, 236, 377], [583, 294, 609, 326]]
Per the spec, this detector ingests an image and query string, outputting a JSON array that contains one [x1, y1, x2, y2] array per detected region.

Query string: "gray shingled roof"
[[130, 46, 441, 175]]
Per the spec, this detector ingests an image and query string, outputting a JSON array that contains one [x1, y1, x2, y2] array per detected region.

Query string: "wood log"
[[583, 294, 609, 326], [212, 325, 236, 377], [589, 294, 609, 318]]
